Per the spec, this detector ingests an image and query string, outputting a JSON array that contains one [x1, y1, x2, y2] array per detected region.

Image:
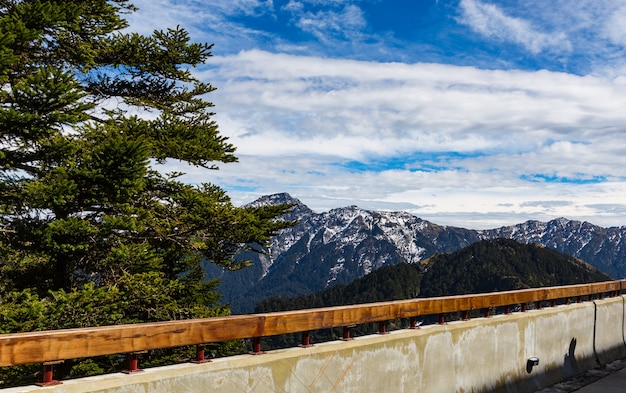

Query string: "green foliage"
[[69, 360, 105, 379], [0, 0, 293, 385], [256, 263, 422, 313]]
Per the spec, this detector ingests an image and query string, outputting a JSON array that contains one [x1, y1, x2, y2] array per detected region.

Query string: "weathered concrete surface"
[[3, 297, 625, 393], [593, 297, 626, 365]]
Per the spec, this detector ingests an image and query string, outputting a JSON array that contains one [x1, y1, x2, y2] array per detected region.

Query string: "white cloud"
[[293, 4, 367, 42], [458, 0, 571, 55], [603, 5, 626, 47], [125, 0, 277, 55], [207, 50, 626, 154], [125, 1, 626, 229], [180, 50, 626, 228]]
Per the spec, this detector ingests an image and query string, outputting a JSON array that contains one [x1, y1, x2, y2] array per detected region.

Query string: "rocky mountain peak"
[[246, 192, 300, 207], [246, 192, 313, 221]]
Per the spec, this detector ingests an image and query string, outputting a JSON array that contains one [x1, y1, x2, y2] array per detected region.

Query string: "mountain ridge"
[[256, 238, 611, 312], [205, 193, 625, 313]]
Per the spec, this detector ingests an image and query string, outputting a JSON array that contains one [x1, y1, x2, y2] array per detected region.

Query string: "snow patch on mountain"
[[328, 258, 345, 285]]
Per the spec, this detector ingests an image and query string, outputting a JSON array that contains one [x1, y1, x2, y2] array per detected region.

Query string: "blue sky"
[[127, 0, 626, 229]]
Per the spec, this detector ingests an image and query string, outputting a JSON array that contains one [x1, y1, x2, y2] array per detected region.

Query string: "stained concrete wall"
[[3, 297, 626, 393]]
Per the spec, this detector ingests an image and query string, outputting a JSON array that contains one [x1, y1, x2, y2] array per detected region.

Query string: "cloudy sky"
[[127, 0, 626, 229]]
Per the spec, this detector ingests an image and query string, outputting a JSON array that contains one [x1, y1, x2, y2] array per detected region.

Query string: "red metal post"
[[249, 337, 265, 355], [122, 353, 143, 374], [483, 308, 491, 318], [409, 317, 418, 329], [535, 301, 542, 310], [378, 321, 388, 335], [192, 345, 210, 363], [342, 326, 353, 341], [300, 331, 313, 348], [36, 363, 62, 386], [521, 303, 527, 312], [462, 310, 469, 321], [504, 305, 511, 315], [438, 314, 445, 325]]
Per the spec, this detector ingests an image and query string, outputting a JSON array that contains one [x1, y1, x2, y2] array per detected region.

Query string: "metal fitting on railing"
[[342, 325, 355, 341], [192, 345, 211, 363], [300, 331, 313, 348], [249, 337, 265, 355], [36, 361, 63, 386], [122, 351, 146, 374]]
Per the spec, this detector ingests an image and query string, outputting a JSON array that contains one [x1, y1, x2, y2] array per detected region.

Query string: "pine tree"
[[0, 0, 293, 334]]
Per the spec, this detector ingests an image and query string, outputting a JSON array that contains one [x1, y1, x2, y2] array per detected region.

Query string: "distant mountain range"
[[204, 193, 626, 313], [256, 238, 611, 312]]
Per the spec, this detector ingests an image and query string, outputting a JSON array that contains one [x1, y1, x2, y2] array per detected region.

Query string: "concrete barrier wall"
[[593, 297, 626, 365], [4, 297, 625, 393]]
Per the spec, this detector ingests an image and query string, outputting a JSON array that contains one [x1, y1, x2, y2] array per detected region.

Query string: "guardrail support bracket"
[[342, 326, 354, 341], [36, 361, 63, 386], [300, 331, 313, 348], [192, 345, 211, 363], [409, 317, 421, 329], [122, 352, 144, 374], [249, 337, 266, 355]]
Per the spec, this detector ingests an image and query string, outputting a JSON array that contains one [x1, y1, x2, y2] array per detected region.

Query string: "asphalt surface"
[[574, 366, 626, 393], [536, 358, 626, 393]]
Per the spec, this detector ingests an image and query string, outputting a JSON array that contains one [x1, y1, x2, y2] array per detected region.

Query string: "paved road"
[[574, 366, 626, 393], [536, 358, 626, 393]]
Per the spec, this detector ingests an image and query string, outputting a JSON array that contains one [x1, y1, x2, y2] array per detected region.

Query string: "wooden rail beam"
[[0, 280, 624, 367]]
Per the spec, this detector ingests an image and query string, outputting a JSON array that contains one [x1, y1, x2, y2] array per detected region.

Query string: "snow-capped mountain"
[[206, 193, 626, 313], [478, 218, 626, 278]]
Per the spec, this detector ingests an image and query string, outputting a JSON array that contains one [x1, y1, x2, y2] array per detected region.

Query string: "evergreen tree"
[[0, 0, 293, 335]]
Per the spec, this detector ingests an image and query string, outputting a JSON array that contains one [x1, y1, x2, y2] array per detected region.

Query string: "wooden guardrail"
[[0, 280, 624, 384]]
